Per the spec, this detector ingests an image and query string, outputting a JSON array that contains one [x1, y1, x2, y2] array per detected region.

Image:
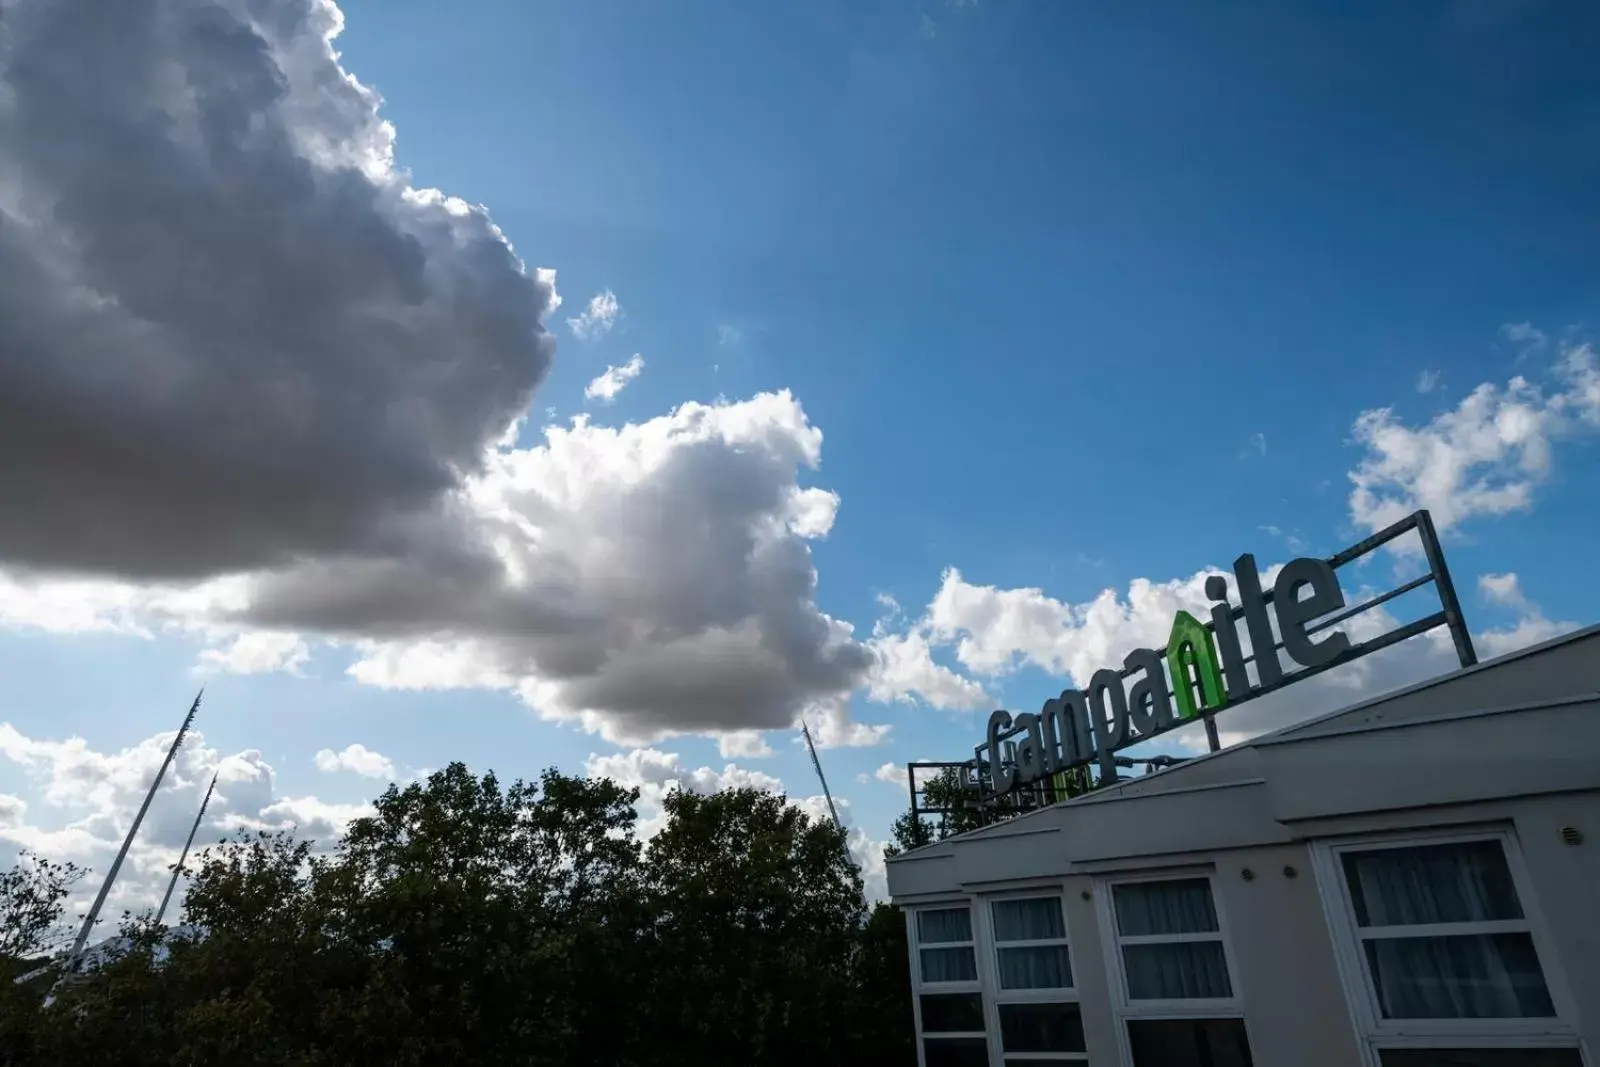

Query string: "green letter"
[[1166, 610, 1227, 721]]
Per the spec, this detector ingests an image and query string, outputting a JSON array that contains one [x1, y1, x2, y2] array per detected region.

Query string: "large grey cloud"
[[0, 0, 556, 578], [0, 0, 882, 745]]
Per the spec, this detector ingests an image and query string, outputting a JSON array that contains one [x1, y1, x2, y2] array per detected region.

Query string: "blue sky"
[[1, 0, 1597, 907]]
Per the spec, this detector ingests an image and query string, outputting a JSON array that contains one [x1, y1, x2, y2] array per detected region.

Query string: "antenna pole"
[[155, 770, 217, 927], [800, 720, 842, 831], [65, 690, 202, 969]]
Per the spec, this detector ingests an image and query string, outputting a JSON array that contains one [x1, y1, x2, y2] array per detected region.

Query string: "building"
[[887, 624, 1600, 1067]]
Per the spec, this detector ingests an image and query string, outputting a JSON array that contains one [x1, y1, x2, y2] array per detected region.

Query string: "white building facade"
[[887, 626, 1600, 1067]]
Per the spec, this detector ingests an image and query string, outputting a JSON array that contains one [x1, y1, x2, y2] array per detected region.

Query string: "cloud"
[[567, 290, 620, 341], [1479, 571, 1528, 610], [1501, 322, 1547, 349], [0, 722, 370, 926], [1248, 432, 1268, 457], [197, 631, 311, 676], [0, 0, 558, 581], [584, 354, 644, 402], [865, 627, 993, 711], [1416, 369, 1441, 394], [917, 14, 938, 40], [313, 743, 396, 780], [584, 746, 785, 839], [717, 731, 775, 759], [1348, 341, 1600, 545], [716, 324, 743, 347]]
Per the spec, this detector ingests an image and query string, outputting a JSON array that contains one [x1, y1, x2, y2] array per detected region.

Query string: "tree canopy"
[[1, 764, 916, 1067]]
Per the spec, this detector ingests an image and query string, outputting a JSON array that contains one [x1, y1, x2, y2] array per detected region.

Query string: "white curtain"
[[919, 907, 973, 944], [992, 898, 1065, 941], [1343, 841, 1554, 1019], [998, 945, 1073, 989], [1114, 878, 1219, 937], [1122, 941, 1233, 1000], [921, 946, 978, 983]]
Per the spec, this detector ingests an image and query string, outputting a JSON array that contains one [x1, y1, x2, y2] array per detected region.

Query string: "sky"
[[1, 0, 1598, 915]]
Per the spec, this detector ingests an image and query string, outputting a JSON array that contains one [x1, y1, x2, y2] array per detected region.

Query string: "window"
[[988, 893, 1088, 1064], [919, 906, 978, 983], [1110, 877, 1234, 1003], [992, 897, 1073, 990], [1101, 873, 1254, 1067], [1318, 830, 1582, 1066], [1338, 840, 1551, 1020], [912, 905, 988, 1067]]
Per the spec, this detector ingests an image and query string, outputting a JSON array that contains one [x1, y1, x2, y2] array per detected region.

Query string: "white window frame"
[[1094, 868, 1253, 1067], [1311, 825, 1587, 1066], [983, 890, 1088, 1065], [910, 902, 988, 1067]]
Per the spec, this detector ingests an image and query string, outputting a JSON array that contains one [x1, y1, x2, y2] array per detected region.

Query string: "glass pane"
[[1123, 941, 1233, 1000], [998, 1002, 1086, 1053], [1343, 840, 1524, 928], [919, 907, 974, 944], [920, 992, 985, 1033], [922, 946, 978, 983], [1365, 933, 1555, 1019], [998, 945, 1073, 989], [1005, 1062, 1086, 1067], [1379, 1050, 1584, 1067], [924, 1037, 991, 1067], [1114, 878, 1219, 936], [1128, 1018, 1254, 1067], [992, 897, 1066, 941]]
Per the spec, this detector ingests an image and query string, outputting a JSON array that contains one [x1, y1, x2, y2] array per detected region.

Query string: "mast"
[[154, 770, 218, 927], [800, 719, 842, 831], [65, 690, 202, 969]]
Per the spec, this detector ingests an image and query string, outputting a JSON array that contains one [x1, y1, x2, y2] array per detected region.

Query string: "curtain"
[[1114, 878, 1219, 937], [922, 946, 978, 983], [998, 945, 1073, 989], [991, 898, 1066, 941], [1341, 840, 1554, 1019], [919, 907, 973, 944], [1343, 841, 1523, 928], [1366, 934, 1554, 1019], [1123, 941, 1233, 1000]]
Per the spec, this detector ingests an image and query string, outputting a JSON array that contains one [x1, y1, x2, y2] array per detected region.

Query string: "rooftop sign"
[[910, 509, 1477, 812]]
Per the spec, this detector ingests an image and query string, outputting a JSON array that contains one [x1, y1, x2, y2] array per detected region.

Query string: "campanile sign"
[[924, 510, 1479, 807]]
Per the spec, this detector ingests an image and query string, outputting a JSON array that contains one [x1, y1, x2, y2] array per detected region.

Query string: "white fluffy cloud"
[[584, 354, 644, 402], [717, 731, 776, 759], [1348, 342, 1600, 544], [197, 631, 312, 676], [0, 722, 371, 927], [567, 290, 621, 340], [313, 743, 396, 780]]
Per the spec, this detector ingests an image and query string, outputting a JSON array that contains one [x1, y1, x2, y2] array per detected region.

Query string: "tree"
[[0, 850, 85, 963], [14, 765, 919, 1067]]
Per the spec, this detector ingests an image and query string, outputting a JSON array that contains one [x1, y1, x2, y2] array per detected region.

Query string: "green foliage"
[[3, 764, 919, 1067]]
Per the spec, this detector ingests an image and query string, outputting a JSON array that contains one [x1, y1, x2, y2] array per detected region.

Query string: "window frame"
[[982, 889, 1088, 1065], [1094, 867, 1254, 1067], [910, 902, 988, 1066], [1311, 825, 1585, 1063]]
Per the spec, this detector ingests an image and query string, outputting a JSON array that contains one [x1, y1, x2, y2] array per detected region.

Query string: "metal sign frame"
[[906, 509, 1475, 824]]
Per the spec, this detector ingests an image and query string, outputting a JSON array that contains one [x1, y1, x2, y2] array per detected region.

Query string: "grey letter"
[[1274, 558, 1353, 667], [1234, 553, 1283, 686], [1088, 669, 1129, 781], [986, 709, 1015, 795], [1014, 712, 1046, 785], [1123, 647, 1174, 736]]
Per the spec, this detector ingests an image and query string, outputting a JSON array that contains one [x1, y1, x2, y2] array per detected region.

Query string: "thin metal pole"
[[800, 720, 842, 831], [155, 771, 217, 927], [1416, 509, 1478, 668], [65, 691, 202, 969]]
